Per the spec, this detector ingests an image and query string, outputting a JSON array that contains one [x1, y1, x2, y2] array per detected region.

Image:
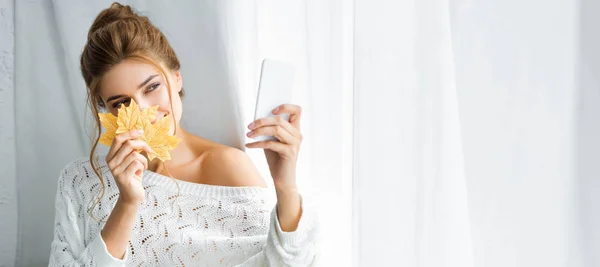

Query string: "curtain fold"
[[245, 1, 355, 265], [354, 0, 474, 265], [0, 0, 18, 266], [413, 0, 474, 265], [450, 0, 581, 266]]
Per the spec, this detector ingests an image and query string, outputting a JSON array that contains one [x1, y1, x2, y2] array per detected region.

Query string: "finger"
[[111, 139, 152, 167], [248, 116, 300, 138], [248, 125, 297, 144], [109, 139, 152, 170], [113, 151, 147, 177], [106, 129, 144, 161], [272, 104, 302, 130], [122, 160, 144, 182], [245, 140, 291, 157]]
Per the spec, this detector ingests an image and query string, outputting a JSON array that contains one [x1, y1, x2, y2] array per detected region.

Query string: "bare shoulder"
[[200, 146, 268, 188]]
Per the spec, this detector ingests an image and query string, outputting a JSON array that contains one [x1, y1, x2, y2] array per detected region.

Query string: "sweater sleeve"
[[48, 162, 130, 267], [236, 195, 319, 267]]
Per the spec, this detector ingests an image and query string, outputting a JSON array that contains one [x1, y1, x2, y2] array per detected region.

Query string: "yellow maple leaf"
[[115, 99, 157, 135], [98, 99, 180, 162], [141, 114, 181, 162], [98, 112, 118, 147]]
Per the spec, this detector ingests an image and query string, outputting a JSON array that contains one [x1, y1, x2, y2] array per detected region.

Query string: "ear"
[[174, 70, 183, 92]]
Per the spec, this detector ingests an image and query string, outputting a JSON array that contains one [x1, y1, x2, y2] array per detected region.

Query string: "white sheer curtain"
[[450, 0, 586, 266], [354, 0, 599, 266], [578, 1, 600, 265], [4, 0, 600, 266], [221, 1, 354, 265], [353, 0, 473, 266], [0, 0, 18, 265]]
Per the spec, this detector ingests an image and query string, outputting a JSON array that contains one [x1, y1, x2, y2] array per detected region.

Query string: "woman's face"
[[99, 59, 183, 135]]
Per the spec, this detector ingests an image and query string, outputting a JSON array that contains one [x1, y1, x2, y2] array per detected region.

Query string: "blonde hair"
[[80, 2, 182, 220]]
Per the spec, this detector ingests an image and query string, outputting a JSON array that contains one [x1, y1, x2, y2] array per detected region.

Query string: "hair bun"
[[87, 2, 146, 39]]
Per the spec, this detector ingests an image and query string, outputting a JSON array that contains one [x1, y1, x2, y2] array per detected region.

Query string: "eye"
[[146, 82, 160, 92], [112, 98, 130, 109], [111, 83, 160, 109]]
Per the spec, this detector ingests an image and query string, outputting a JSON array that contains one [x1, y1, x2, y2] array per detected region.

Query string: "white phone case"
[[252, 59, 296, 142]]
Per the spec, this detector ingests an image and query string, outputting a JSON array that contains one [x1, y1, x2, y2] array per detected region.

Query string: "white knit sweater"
[[48, 156, 318, 266]]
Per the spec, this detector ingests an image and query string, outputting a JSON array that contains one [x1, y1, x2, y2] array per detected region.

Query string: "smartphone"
[[252, 58, 296, 142]]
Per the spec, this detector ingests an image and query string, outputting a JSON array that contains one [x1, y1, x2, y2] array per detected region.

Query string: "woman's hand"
[[245, 104, 303, 190], [246, 104, 304, 231], [105, 129, 153, 205]]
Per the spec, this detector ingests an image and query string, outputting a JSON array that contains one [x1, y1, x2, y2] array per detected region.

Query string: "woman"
[[48, 2, 317, 266]]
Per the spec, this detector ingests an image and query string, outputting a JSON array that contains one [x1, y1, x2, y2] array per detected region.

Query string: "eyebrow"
[[106, 74, 159, 103]]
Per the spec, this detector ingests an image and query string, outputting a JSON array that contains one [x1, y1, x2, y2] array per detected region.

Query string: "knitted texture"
[[48, 156, 317, 266]]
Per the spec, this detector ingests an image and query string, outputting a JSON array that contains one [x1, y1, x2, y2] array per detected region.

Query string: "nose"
[[133, 97, 151, 111], [132, 97, 161, 124]]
